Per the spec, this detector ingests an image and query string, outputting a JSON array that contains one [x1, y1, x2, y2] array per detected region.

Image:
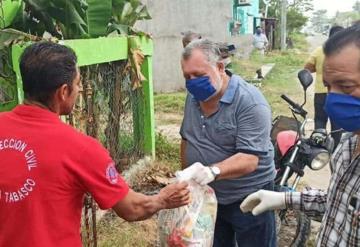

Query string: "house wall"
[[136, 0, 258, 92], [234, 0, 260, 34]]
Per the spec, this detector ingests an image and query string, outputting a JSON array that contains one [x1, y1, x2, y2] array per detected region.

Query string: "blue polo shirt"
[[180, 75, 276, 205]]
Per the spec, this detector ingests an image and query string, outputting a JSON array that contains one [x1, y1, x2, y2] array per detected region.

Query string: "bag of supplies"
[[158, 174, 217, 247]]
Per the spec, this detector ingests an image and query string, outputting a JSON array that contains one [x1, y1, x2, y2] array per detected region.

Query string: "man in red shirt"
[[0, 42, 190, 247]]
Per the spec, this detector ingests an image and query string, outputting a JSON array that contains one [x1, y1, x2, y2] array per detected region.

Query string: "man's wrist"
[[154, 193, 166, 210]]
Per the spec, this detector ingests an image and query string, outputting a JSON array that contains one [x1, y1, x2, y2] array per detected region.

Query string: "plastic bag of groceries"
[[158, 171, 217, 247]]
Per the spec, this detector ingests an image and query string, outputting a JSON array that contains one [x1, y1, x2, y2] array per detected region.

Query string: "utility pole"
[[263, 0, 270, 18], [280, 0, 287, 51]]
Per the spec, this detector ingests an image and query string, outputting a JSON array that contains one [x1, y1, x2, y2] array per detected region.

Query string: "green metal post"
[[141, 55, 155, 158], [128, 36, 155, 158]]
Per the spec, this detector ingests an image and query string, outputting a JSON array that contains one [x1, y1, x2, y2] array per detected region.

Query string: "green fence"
[[1, 36, 155, 159]]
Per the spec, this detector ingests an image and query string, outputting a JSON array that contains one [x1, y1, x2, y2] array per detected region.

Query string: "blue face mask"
[[324, 92, 360, 132], [186, 76, 216, 101]]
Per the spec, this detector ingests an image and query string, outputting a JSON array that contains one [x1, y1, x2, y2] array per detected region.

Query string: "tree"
[[311, 9, 330, 33], [331, 1, 360, 27], [353, 0, 360, 13], [260, 0, 311, 34], [287, 8, 308, 33], [287, 0, 313, 12]]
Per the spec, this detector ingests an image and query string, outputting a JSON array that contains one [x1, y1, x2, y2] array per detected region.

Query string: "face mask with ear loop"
[[324, 92, 360, 132], [185, 76, 217, 102]]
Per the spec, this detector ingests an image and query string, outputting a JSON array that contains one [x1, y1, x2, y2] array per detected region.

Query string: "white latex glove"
[[177, 162, 215, 185], [240, 190, 286, 216]]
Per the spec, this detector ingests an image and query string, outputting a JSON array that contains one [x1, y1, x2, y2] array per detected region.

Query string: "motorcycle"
[[271, 69, 334, 246]]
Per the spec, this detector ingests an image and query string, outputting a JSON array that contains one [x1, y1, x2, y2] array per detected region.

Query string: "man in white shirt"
[[253, 26, 268, 55]]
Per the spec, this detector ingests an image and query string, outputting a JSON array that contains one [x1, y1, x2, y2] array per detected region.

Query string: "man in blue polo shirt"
[[179, 39, 276, 247]]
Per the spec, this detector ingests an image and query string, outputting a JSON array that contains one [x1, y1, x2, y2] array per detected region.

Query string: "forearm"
[[129, 193, 164, 221], [285, 189, 327, 218], [214, 152, 258, 180], [113, 190, 164, 222], [180, 139, 187, 169]]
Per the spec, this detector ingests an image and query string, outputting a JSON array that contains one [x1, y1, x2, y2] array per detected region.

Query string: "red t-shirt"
[[0, 105, 129, 247]]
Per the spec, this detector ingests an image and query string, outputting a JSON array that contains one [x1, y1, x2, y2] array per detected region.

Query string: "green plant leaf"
[[46, 0, 89, 38], [112, 0, 151, 26], [21, 0, 89, 39], [86, 0, 112, 37], [107, 23, 129, 35]]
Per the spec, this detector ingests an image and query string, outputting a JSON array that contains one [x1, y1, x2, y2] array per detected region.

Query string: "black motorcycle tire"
[[276, 210, 311, 247]]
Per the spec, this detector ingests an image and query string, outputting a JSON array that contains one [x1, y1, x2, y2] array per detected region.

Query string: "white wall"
[[136, 0, 254, 92]]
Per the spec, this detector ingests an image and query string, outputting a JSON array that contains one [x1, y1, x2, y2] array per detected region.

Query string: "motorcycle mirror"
[[298, 69, 313, 91]]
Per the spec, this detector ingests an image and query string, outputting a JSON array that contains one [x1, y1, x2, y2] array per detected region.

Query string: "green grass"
[[233, 45, 310, 118], [290, 32, 310, 52], [154, 91, 186, 126], [155, 132, 180, 169], [154, 92, 186, 114]]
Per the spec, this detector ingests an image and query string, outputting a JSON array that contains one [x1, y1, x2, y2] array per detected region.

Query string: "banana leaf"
[[22, 0, 88, 39], [86, 0, 112, 37], [1, 0, 22, 29], [112, 0, 151, 26]]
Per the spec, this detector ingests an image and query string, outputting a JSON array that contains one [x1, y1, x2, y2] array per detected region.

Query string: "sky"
[[311, 0, 358, 17]]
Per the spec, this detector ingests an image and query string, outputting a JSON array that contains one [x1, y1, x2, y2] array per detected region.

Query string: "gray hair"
[[182, 39, 222, 65]]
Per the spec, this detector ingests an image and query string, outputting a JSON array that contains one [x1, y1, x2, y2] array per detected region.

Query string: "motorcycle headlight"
[[310, 150, 330, 170]]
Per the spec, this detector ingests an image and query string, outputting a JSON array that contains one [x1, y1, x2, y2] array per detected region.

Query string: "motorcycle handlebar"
[[281, 94, 298, 109], [281, 94, 307, 117]]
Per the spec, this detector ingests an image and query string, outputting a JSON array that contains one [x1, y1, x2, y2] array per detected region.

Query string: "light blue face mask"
[[324, 92, 360, 132], [185, 76, 216, 101]]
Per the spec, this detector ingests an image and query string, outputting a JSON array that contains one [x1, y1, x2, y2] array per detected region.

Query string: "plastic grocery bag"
[[158, 172, 217, 247]]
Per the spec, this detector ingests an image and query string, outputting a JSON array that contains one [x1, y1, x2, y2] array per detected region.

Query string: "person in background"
[[253, 26, 268, 55], [0, 42, 190, 247], [217, 42, 236, 76], [181, 30, 202, 48], [241, 24, 360, 247], [304, 25, 344, 149], [180, 39, 276, 247]]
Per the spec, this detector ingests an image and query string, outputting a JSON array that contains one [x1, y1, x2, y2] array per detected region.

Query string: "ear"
[[56, 84, 70, 102], [217, 61, 225, 73]]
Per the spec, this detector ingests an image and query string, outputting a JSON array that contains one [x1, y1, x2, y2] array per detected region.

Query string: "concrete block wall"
[[136, 0, 255, 92]]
